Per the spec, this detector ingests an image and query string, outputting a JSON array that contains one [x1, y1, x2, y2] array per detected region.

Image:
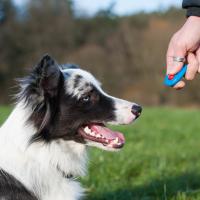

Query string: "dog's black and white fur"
[[0, 55, 142, 200]]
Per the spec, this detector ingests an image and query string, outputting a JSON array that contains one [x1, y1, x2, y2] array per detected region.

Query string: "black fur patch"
[[0, 169, 38, 200], [73, 75, 82, 89], [61, 63, 80, 70], [18, 55, 116, 144]]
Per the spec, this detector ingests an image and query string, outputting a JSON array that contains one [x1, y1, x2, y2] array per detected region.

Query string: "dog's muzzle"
[[131, 104, 142, 118]]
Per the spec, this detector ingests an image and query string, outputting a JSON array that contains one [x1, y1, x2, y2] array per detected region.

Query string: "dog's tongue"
[[88, 124, 125, 142]]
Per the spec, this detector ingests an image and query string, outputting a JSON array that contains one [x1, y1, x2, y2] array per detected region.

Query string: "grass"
[[1, 106, 200, 199], [0, 106, 12, 124]]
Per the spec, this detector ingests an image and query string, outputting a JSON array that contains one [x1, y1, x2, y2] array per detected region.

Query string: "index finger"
[[166, 39, 187, 75]]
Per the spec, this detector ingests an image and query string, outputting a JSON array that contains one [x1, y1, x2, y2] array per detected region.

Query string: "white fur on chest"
[[0, 103, 87, 200]]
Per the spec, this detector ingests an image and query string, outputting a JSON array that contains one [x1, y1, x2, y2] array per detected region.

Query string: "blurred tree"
[[0, 3, 196, 106], [0, 0, 16, 24]]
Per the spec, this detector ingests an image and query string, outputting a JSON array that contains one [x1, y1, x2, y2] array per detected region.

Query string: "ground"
[[1, 106, 200, 200]]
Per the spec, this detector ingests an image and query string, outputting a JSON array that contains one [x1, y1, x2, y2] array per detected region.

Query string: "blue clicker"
[[164, 64, 187, 87]]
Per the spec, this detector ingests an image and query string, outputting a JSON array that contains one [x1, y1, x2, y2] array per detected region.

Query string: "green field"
[[1, 106, 200, 200]]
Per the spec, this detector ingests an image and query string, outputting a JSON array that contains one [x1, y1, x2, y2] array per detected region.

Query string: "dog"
[[0, 55, 142, 200]]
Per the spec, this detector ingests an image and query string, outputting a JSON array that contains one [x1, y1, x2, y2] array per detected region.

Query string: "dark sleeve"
[[182, 0, 200, 17]]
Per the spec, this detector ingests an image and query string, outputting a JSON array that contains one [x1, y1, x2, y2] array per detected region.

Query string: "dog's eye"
[[82, 96, 90, 102]]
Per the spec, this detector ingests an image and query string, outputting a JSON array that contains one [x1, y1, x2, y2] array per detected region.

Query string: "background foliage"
[[0, 0, 199, 106]]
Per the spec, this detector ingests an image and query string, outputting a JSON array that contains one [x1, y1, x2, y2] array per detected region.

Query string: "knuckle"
[[185, 74, 194, 80], [192, 59, 198, 66], [186, 77, 193, 81], [175, 41, 184, 49], [188, 62, 198, 72]]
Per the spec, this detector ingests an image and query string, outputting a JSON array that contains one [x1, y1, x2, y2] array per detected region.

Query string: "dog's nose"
[[131, 104, 142, 118]]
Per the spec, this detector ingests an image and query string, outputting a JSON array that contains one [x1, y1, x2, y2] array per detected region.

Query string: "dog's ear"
[[28, 55, 62, 142], [35, 54, 61, 97]]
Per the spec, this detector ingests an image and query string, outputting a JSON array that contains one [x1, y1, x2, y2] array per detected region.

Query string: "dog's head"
[[19, 55, 142, 151]]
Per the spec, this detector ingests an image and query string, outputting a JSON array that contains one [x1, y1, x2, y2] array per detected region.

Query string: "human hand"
[[166, 16, 200, 89]]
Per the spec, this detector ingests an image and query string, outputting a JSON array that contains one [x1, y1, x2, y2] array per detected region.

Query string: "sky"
[[14, 0, 182, 16]]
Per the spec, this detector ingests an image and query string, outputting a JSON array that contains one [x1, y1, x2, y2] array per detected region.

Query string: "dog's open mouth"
[[78, 123, 125, 149]]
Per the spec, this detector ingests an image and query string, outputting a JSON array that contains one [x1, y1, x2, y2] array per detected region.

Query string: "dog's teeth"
[[96, 134, 101, 138], [113, 137, 119, 144], [84, 126, 93, 134], [84, 126, 90, 133], [90, 131, 95, 136]]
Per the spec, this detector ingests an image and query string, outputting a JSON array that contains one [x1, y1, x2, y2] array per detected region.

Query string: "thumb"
[[166, 41, 187, 75]]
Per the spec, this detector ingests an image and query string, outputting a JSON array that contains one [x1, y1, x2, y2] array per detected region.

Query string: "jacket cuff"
[[186, 7, 200, 17]]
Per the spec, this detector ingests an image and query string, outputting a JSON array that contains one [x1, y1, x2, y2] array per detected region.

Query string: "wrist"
[[188, 16, 200, 20], [186, 15, 200, 27]]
